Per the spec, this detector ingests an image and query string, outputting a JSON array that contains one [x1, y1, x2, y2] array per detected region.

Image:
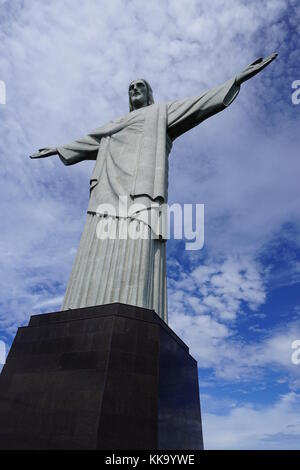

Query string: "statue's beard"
[[131, 97, 148, 110]]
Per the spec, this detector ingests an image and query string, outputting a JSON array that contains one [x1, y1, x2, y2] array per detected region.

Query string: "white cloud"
[[203, 392, 300, 449], [168, 255, 300, 385], [169, 254, 266, 322], [32, 296, 64, 310]]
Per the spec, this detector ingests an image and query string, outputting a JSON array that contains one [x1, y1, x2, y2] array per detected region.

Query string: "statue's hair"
[[129, 78, 154, 111]]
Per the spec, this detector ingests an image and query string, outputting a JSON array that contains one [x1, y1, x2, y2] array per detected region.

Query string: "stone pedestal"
[[0, 303, 203, 449]]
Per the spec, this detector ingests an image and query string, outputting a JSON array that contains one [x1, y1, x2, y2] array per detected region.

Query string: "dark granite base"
[[0, 303, 203, 450]]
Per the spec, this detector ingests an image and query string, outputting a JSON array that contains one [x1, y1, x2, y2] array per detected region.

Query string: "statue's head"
[[128, 79, 154, 111]]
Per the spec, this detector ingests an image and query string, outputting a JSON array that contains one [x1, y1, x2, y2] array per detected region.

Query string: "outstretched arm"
[[235, 53, 277, 86], [167, 52, 277, 140], [29, 132, 100, 165], [30, 148, 58, 159]]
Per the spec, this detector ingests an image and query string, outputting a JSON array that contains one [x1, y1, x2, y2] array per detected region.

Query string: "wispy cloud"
[[169, 254, 300, 385], [203, 392, 300, 449]]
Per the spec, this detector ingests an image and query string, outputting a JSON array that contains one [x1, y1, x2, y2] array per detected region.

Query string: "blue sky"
[[0, 0, 300, 449]]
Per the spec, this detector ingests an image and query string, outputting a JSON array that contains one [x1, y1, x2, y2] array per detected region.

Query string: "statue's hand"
[[236, 53, 278, 86], [30, 147, 57, 159]]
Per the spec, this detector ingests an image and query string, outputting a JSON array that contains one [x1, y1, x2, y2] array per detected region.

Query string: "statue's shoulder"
[[108, 103, 167, 127]]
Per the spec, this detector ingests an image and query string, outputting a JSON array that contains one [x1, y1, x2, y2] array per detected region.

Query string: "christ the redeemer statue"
[[30, 54, 277, 324]]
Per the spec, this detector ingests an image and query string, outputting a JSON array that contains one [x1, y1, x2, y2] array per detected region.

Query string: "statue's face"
[[129, 80, 148, 110]]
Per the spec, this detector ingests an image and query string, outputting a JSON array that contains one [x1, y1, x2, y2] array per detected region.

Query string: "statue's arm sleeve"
[[57, 132, 101, 166], [167, 77, 240, 140]]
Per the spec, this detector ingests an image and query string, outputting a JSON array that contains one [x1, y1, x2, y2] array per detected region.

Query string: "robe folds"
[[58, 78, 240, 323]]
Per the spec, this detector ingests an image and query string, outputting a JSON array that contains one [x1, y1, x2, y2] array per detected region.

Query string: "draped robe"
[[58, 78, 240, 323]]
